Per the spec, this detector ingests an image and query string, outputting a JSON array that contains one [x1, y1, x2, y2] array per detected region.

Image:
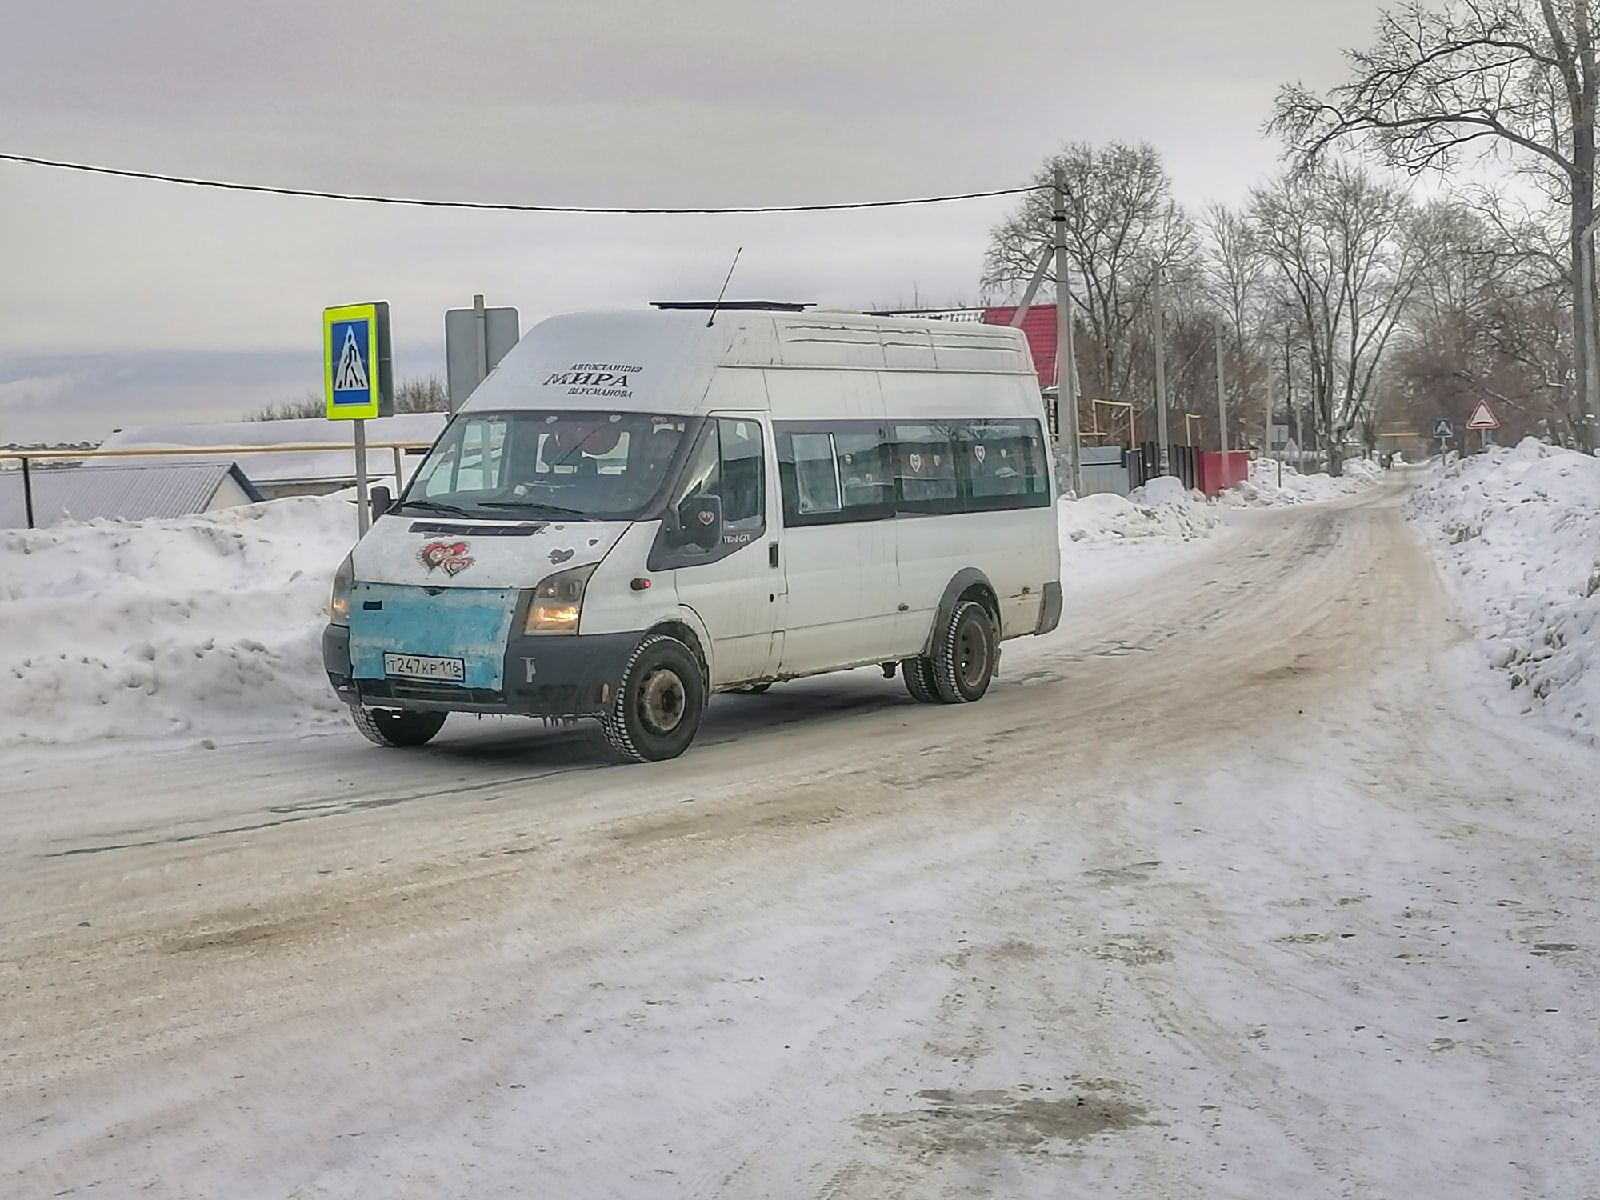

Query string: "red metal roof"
[[982, 306, 1056, 389]]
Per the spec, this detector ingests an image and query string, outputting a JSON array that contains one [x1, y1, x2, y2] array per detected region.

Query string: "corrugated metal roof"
[[0, 461, 263, 529], [982, 307, 1056, 389]]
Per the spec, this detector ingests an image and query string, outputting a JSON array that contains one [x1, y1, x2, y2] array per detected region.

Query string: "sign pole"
[[354, 418, 371, 536], [324, 300, 392, 537], [470, 294, 488, 417]]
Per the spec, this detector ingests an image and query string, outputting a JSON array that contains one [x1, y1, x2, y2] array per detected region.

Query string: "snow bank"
[[1060, 485, 1218, 544], [0, 482, 1221, 753], [1407, 439, 1600, 736], [0, 496, 356, 748], [1219, 456, 1383, 507]]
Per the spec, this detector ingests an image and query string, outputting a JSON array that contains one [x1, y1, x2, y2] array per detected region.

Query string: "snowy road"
[[5, 481, 1597, 1199]]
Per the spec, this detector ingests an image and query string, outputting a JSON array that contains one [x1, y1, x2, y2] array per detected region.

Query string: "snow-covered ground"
[[1407, 439, 1600, 738], [0, 487, 1223, 754], [1217, 455, 1384, 507], [0, 496, 352, 750], [7, 483, 1599, 1199], [1060, 483, 1217, 544]]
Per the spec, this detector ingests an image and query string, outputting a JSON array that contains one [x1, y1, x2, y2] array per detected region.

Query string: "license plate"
[[383, 653, 465, 683]]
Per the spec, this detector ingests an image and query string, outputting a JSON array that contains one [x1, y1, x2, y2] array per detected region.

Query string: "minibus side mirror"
[[369, 484, 393, 523], [676, 494, 723, 550]]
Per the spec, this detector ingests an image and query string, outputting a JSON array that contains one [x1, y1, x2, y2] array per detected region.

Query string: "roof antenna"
[[705, 246, 743, 327]]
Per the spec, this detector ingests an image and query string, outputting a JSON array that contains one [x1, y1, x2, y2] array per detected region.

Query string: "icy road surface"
[[4, 482, 1597, 1199]]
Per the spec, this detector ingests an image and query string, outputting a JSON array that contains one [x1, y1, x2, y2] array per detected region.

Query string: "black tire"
[[348, 704, 447, 748], [931, 600, 996, 704], [902, 656, 941, 704], [601, 634, 706, 763]]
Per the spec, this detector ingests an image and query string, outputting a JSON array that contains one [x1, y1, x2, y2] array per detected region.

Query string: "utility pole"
[[1152, 275, 1170, 474], [1283, 327, 1299, 458], [1267, 353, 1281, 488], [1583, 215, 1600, 450], [1053, 166, 1082, 496], [1214, 314, 1228, 452]]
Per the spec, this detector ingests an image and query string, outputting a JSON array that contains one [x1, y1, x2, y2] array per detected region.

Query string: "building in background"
[[0, 461, 262, 529], [99, 414, 447, 498]]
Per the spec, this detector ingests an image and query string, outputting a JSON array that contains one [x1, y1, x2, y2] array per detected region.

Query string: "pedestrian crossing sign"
[[323, 302, 393, 420]]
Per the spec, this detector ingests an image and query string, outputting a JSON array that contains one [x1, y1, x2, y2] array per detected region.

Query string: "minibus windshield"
[[400, 410, 690, 521]]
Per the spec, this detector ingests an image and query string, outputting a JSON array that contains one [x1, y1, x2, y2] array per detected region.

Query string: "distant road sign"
[[1466, 401, 1500, 430], [1431, 417, 1455, 440], [323, 302, 393, 420]]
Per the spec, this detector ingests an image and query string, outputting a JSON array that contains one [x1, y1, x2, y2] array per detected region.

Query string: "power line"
[[0, 152, 1045, 214]]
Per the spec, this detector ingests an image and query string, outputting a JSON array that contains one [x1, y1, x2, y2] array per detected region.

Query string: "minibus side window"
[[674, 425, 721, 507], [655, 420, 767, 565], [893, 424, 960, 511], [776, 423, 894, 525], [963, 421, 1049, 508], [785, 433, 842, 517], [718, 419, 765, 527], [834, 430, 893, 516]]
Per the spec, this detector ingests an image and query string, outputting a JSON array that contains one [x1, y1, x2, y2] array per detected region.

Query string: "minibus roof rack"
[[650, 300, 814, 312]]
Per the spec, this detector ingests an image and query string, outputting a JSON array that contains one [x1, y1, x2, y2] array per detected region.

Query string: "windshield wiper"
[[400, 499, 479, 518], [476, 501, 589, 517]]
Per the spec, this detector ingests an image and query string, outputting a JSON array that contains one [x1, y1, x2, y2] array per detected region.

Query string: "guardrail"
[[1, 441, 436, 530]]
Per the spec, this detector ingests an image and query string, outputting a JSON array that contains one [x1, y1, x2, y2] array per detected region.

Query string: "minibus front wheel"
[[602, 633, 706, 763], [348, 704, 447, 748]]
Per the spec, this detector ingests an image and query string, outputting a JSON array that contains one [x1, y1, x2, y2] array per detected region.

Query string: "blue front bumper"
[[323, 583, 645, 718]]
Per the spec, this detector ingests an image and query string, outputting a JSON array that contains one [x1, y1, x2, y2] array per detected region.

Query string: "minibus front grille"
[[362, 679, 504, 706]]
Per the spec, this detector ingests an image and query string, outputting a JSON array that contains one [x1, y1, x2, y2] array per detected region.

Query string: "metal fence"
[[0, 441, 434, 530], [1127, 442, 1198, 492], [1077, 445, 1131, 497]]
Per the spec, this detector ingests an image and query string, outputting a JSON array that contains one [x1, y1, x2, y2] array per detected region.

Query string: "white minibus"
[[323, 307, 1062, 761]]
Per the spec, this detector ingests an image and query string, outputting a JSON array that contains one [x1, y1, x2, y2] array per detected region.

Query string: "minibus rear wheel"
[[931, 600, 996, 703], [348, 704, 447, 748], [902, 657, 940, 703], [602, 633, 706, 763]]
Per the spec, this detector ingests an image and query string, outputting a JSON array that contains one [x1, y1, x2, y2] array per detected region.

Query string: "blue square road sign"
[[323, 302, 393, 420]]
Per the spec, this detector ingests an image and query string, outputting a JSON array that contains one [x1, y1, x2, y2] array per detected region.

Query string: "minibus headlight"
[[329, 554, 354, 626], [525, 563, 597, 635]]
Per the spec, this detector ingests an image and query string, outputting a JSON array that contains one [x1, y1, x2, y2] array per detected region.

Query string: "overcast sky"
[[0, 0, 1389, 443]]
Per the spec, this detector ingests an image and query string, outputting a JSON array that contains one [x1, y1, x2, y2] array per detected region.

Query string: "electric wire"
[[0, 152, 1045, 214]]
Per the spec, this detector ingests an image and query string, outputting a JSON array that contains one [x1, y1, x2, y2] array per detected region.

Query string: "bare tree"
[[393, 377, 451, 414], [248, 376, 450, 421], [247, 394, 325, 421], [1391, 194, 1576, 440], [1270, 0, 1600, 449], [983, 142, 1198, 402], [1201, 203, 1271, 444], [1203, 203, 1267, 336], [1250, 162, 1423, 473]]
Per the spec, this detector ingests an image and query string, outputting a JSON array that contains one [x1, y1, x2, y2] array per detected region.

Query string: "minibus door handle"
[[768, 541, 779, 569]]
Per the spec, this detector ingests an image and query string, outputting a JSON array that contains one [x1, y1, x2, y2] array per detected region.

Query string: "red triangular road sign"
[[1466, 400, 1500, 430]]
